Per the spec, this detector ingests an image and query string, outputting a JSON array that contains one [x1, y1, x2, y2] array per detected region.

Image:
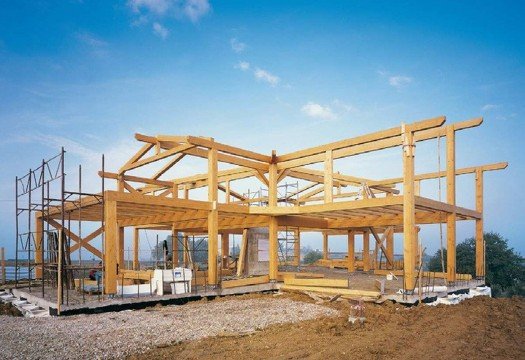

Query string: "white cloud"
[[235, 61, 250, 71], [254, 68, 280, 86], [301, 102, 337, 120], [388, 75, 412, 88], [332, 99, 357, 113], [481, 104, 498, 111], [75, 31, 109, 58], [152, 22, 169, 39], [128, 0, 211, 23], [230, 38, 246, 53]]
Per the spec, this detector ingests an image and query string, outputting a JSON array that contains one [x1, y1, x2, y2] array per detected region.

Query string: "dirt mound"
[[0, 302, 23, 317], [131, 295, 524, 360]]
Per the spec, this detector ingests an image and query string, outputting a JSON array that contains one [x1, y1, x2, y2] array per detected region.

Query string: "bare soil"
[[0, 302, 22, 316], [132, 295, 524, 360]]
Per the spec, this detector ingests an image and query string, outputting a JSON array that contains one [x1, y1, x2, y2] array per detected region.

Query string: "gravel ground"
[[0, 296, 338, 359]]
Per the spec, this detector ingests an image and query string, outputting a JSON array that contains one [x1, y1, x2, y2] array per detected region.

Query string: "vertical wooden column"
[[35, 213, 43, 278], [402, 124, 416, 291], [268, 153, 279, 281], [132, 228, 139, 270], [386, 231, 394, 270], [183, 235, 190, 267], [414, 180, 421, 196], [225, 181, 231, 204], [117, 227, 125, 271], [475, 168, 484, 277], [172, 225, 179, 268], [446, 126, 456, 283], [347, 230, 355, 272], [104, 200, 118, 294], [322, 232, 329, 260], [207, 148, 219, 286], [221, 232, 230, 269], [293, 229, 301, 266], [363, 230, 370, 271], [324, 150, 333, 203]]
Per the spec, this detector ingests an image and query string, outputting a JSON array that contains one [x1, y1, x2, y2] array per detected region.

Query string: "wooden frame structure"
[[34, 116, 507, 294]]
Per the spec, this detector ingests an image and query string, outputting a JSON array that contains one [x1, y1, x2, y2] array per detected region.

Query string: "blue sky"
[[0, 0, 523, 259]]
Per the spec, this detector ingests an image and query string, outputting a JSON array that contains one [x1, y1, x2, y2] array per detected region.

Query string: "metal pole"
[[28, 169, 32, 292], [41, 159, 45, 298], [15, 176, 19, 286], [60, 147, 65, 305], [0, 247, 5, 285], [100, 154, 105, 301]]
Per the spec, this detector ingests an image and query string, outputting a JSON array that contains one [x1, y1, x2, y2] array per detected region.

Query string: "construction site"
[[0, 115, 508, 313]]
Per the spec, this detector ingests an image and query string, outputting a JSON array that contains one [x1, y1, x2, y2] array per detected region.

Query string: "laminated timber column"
[[293, 229, 301, 266], [183, 235, 190, 267], [363, 230, 370, 272], [221, 232, 230, 269], [347, 230, 355, 272], [475, 168, 484, 278], [402, 124, 416, 291], [207, 148, 219, 286], [322, 232, 329, 260], [446, 126, 457, 284], [133, 228, 139, 270], [386, 194, 395, 269], [268, 152, 279, 281], [172, 224, 179, 268], [117, 227, 125, 271], [324, 150, 333, 203], [104, 199, 118, 294]]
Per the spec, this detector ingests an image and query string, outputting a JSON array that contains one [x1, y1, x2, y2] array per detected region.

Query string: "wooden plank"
[[152, 153, 186, 180], [363, 230, 370, 272], [121, 143, 195, 172], [276, 272, 325, 281], [322, 232, 329, 260], [280, 284, 381, 299], [222, 275, 270, 289], [284, 277, 349, 288]]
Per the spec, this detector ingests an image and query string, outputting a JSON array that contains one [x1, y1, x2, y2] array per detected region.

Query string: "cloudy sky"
[[0, 1, 523, 258]]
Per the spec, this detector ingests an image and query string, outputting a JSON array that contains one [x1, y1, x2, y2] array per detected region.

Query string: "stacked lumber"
[[280, 277, 381, 300]]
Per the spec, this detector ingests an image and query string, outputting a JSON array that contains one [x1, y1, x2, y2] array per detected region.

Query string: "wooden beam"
[[207, 148, 219, 286], [322, 232, 329, 260], [133, 228, 139, 270], [222, 275, 270, 289], [152, 153, 185, 180], [186, 135, 272, 163], [277, 116, 445, 163], [475, 168, 484, 277], [269, 216, 279, 281], [237, 228, 248, 277], [324, 150, 333, 203], [221, 232, 229, 270], [120, 143, 195, 172], [347, 230, 355, 272], [119, 143, 154, 174], [284, 277, 349, 288], [104, 200, 118, 294], [363, 230, 370, 272], [402, 123, 416, 291], [368, 162, 508, 187]]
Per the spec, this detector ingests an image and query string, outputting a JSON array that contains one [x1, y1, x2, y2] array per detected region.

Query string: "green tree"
[[427, 232, 524, 297], [303, 250, 323, 265]]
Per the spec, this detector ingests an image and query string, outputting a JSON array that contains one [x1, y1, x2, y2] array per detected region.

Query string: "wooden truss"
[[35, 115, 507, 294]]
